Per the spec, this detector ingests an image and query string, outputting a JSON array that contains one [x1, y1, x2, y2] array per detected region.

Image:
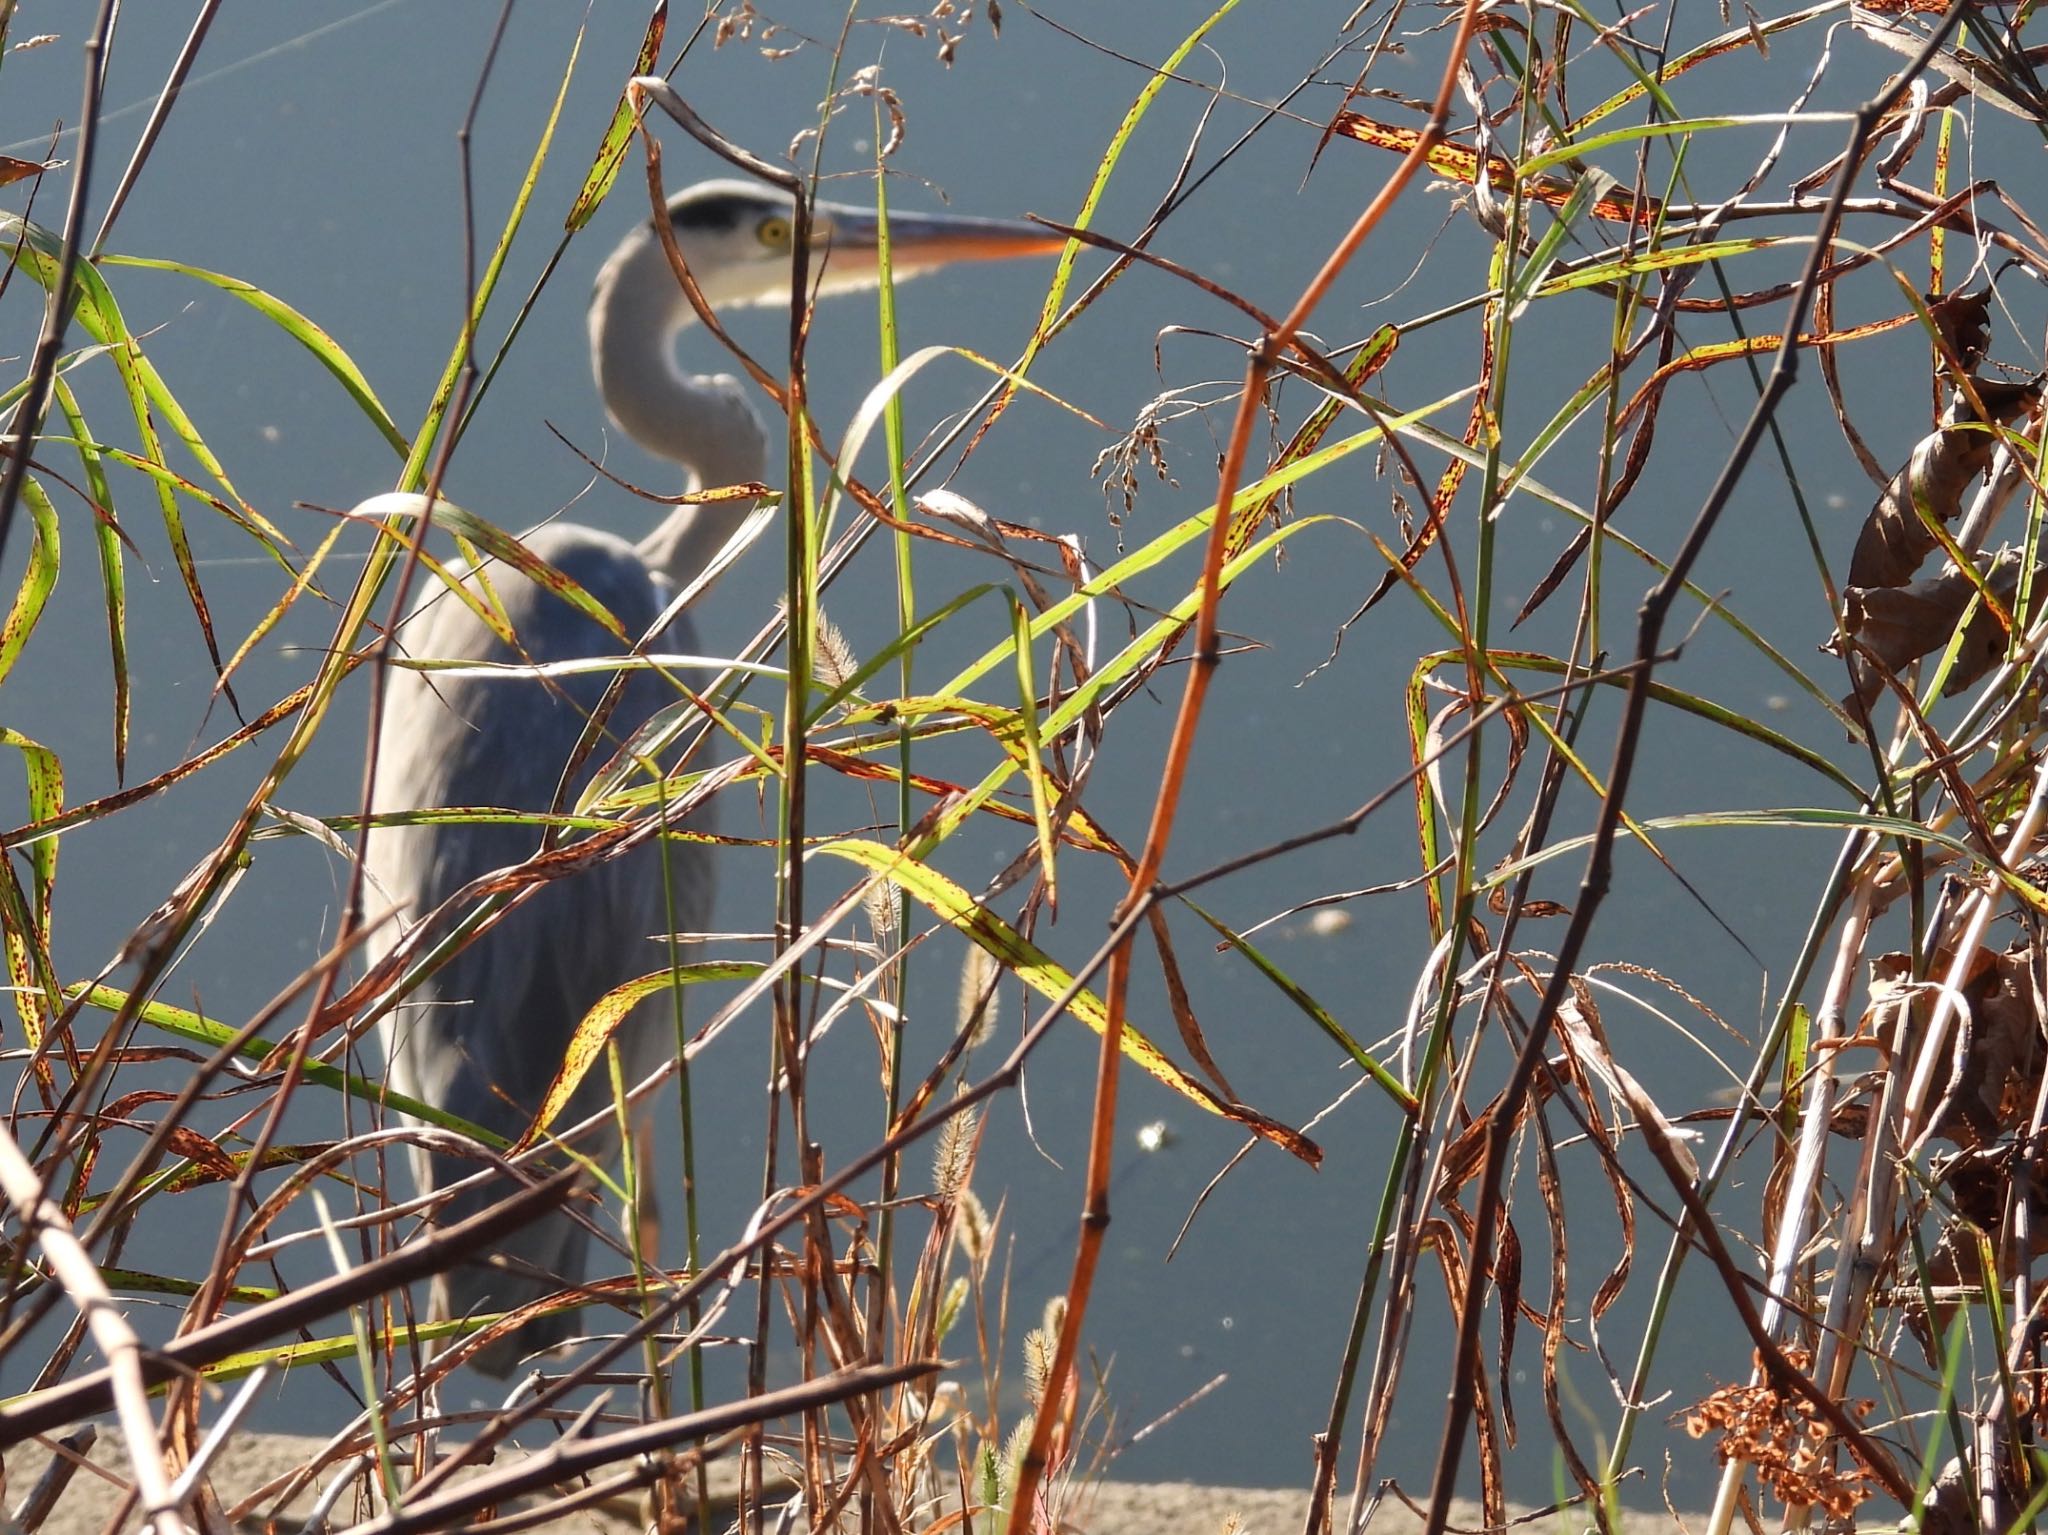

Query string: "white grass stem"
[[1703, 879, 1875, 1535], [0, 1124, 190, 1535]]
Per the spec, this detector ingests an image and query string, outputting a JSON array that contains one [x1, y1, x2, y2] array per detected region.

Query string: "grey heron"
[[362, 177, 1057, 1376]]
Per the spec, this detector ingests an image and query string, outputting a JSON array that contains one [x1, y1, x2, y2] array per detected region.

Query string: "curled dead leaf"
[[1845, 376, 2041, 588], [1831, 548, 2039, 713], [1928, 287, 1992, 376]]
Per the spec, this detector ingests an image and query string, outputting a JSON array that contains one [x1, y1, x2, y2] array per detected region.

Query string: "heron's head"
[[649, 178, 1064, 311]]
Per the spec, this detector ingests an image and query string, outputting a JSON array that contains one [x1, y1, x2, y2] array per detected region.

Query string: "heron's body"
[[369, 525, 701, 1372], [362, 176, 1055, 1376]]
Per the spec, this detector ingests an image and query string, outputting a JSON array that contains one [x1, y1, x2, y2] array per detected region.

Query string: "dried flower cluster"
[[1682, 1352, 1878, 1520]]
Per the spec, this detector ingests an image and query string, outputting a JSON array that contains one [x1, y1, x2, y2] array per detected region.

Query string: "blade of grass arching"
[[92, 1271, 278, 1305], [1008, 597, 1058, 906], [0, 213, 245, 697], [804, 582, 1003, 727], [1532, 235, 1794, 296], [1406, 656, 1447, 938], [0, 474, 59, 685], [1481, 807, 2047, 905], [1778, 1004, 1809, 1147], [934, 388, 1477, 704], [919, 518, 1338, 853], [1477, 650, 1862, 797], [211, 521, 352, 700], [983, 0, 1242, 431], [100, 256, 408, 457], [53, 379, 130, 778], [818, 839, 1315, 1160], [1566, 3, 1838, 131], [0, 343, 122, 415], [1519, 113, 1855, 180], [398, 25, 578, 488], [1503, 169, 1620, 318], [68, 985, 504, 1143], [0, 730, 63, 1052], [515, 962, 767, 1149], [1189, 902, 1415, 1111], [150, 1315, 494, 1391]]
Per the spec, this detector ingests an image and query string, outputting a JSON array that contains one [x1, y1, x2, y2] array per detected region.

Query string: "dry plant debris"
[[1681, 1350, 1879, 1522]]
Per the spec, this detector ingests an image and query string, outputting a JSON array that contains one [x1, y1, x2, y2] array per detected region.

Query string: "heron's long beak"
[[818, 203, 1066, 279]]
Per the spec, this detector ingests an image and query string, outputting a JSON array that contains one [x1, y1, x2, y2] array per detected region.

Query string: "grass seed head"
[[958, 941, 999, 1045], [1023, 1323, 1056, 1406], [933, 1105, 977, 1199], [862, 876, 900, 939], [956, 1186, 991, 1264]]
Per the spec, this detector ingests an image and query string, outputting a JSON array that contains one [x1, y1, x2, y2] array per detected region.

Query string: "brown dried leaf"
[[1930, 942, 2043, 1148], [1928, 287, 1992, 375], [1845, 377, 2041, 588], [1147, 905, 1235, 1101], [1910, 1458, 1978, 1535], [0, 156, 49, 189], [1833, 549, 2039, 710], [1328, 112, 1663, 225], [1495, 1215, 1522, 1444]]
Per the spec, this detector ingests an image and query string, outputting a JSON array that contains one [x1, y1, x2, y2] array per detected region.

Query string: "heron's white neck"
[[589, 226, 769, 591]]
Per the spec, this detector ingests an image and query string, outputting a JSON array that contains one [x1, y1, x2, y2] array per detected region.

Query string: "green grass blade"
[[0, 475, 58, 685], [565, 5, 667, 233], [51, 378, 130, 778], [101, 254, 409, 456], [1191, 901, 1416, 1112], [69, 984, 505, 1143]]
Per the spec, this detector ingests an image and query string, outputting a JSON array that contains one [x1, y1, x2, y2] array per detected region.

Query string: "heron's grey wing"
[[364, 525, 712, 1374]]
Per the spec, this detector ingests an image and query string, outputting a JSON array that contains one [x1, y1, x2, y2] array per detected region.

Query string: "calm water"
[[0, 1, 1921, 1512]]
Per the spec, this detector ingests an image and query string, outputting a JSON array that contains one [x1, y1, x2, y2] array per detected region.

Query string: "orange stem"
[[1002, 5, 1484, 1528]]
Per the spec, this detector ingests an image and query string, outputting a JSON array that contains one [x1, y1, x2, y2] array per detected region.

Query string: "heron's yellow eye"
[[756, 215, 791, 248]]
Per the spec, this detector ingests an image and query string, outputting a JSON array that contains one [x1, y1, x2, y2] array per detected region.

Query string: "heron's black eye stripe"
[[666, 193, 756, 233]]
